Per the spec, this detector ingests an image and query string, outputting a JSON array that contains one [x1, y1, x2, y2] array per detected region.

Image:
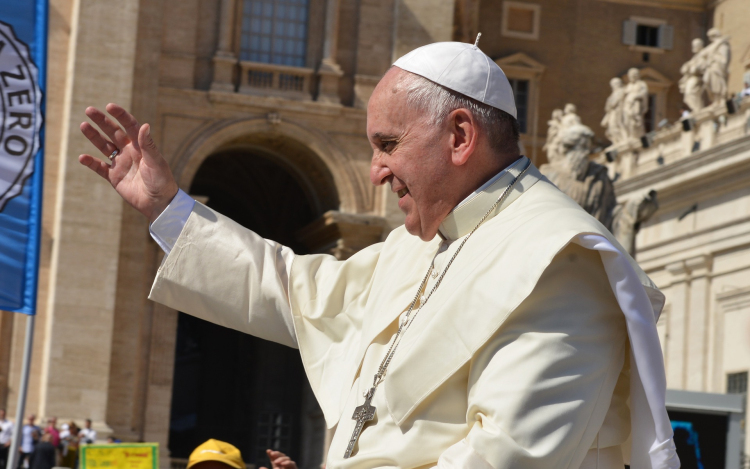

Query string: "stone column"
[[29, 0, 139, 434], [317, 0, 344, 104], [685, 254, 712, 391], [665, 260, 690, 389], [211, 0, 238, 92]]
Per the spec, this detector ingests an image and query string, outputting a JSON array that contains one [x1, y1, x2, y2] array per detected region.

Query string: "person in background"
[[0, 409, 14, 469], [59, 422, 79, 469], [18, 415, 40, 469], [29, 433, 55, 469], [78, 419, 96, 444], [259, 449, 297, 469], [43, 418, 59, 452], [105, 436, 121, 444], [186, 439, 244, 469]]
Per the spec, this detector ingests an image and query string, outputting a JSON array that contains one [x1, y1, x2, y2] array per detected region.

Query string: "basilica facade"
[[1, 0, 748, 468]]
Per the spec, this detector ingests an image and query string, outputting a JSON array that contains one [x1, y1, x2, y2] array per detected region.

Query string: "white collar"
[[437, 156, 529, 241]]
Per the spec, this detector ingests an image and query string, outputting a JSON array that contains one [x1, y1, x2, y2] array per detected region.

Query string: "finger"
[[106, 103, 141, 148], [78, 154, 111, 180], [138, 123, 161, 165], [85, 106, 129, 147], [80, 122, 119, 157]]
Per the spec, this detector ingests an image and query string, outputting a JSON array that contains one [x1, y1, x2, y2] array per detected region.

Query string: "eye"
[[381, 140, 397, 153]]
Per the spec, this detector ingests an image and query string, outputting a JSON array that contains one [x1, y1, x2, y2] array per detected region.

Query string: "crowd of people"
[[0, 411, 98, 469]]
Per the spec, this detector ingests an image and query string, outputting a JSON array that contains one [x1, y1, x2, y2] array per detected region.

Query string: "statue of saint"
[[679, 38, 706, 113], [623, 68, 649, 140], [560, 103, 581, 128], [540, 124, 617, 230], [702, 28, 731, 107], [543, 109, 564, 163], [612, 191, 659, 256], [540, 123, 659, 255], [601, 78, 627, 145]]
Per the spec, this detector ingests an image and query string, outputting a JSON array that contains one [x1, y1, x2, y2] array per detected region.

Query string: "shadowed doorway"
[[168, 148, 329, 467]]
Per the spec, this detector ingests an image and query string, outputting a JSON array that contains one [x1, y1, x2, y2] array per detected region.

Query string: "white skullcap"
[[393, 41, 517, 119]]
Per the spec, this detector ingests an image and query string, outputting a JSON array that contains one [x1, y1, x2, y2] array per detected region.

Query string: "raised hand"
[[79, 103, 179, 222], [258, 449, 298, 469]]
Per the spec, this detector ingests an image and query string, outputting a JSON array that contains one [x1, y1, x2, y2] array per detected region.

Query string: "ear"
[[448, 108, 478, 166]]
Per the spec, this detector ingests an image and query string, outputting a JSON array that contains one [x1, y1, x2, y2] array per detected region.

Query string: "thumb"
[[138, 123, 161, 165]]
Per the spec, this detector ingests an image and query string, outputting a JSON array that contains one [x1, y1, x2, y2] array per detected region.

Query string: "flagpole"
[[5, 315, 35, 469]]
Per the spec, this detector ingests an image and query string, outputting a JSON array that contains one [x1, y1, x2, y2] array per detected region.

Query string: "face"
[[610, 78, 622, 90], [368, 69, 456, 240], [191, 461, 235, 469], [0, 410, 5, 420], [628, 69, 639, 82], [28, 416, 35, 425], [692, 39, 703, 53]]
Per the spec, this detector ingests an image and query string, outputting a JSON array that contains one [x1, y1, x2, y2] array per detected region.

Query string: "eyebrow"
[[371, 132, 398, 141]]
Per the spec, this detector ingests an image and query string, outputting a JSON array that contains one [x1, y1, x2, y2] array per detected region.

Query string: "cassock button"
[[420, 295, 426, 304], [431, 270, 438, 279]]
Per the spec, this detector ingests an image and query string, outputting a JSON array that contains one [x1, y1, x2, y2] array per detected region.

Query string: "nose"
[[370, 152, 392, 186]]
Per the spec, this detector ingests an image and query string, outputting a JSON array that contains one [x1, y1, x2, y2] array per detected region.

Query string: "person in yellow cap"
[[186, 439, 245, 469], [187, 440, 297, 469]]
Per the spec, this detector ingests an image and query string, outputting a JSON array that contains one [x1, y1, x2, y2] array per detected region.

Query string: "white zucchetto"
[[393, 41, 517, 119]]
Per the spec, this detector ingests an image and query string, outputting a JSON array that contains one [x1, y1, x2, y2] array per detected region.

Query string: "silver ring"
[[109, 149, 119, 160]]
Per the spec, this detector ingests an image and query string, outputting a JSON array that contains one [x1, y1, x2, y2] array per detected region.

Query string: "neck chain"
[[344, 160, 531, 458]]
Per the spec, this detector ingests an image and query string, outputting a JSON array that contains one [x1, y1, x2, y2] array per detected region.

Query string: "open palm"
[[79, 103, 178, 222]]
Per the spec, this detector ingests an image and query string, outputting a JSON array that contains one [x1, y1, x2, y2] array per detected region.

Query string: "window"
[[622, 17, 673, 51], [636, 24, 659, 48], [241, 0, 310, 67], [727, 371, 748, 394], [509, 79, 529, 133], [501, 2, 541, 41]]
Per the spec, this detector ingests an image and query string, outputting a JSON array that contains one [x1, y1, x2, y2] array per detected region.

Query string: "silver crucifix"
[[343, 386, 377, 458]]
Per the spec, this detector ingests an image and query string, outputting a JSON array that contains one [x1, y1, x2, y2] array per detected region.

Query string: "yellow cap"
[[187, 439, 245, 469]]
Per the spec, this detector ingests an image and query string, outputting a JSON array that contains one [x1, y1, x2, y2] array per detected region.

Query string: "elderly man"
[[79, 42, 677, 468]]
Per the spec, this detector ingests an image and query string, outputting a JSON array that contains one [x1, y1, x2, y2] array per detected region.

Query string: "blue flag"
[[0, 2, 47, 314]]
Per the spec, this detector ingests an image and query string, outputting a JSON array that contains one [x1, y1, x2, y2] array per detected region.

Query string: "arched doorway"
[[168, 146, 335, 467]]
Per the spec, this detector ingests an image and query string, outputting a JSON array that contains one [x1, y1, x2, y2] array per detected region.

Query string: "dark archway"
[[168, 148, 326, 466]]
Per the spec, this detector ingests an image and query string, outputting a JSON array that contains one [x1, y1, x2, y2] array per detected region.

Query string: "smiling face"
[[368, 69, 458, 241]]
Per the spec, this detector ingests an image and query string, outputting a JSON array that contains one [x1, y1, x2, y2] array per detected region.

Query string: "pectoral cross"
[[343, 386, 377, 458]]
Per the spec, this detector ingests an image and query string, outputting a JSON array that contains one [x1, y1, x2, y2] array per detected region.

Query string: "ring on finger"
[[109, 149, 119, 160]]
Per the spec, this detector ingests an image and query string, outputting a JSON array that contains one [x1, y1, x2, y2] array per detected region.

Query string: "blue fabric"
[[0, 1, 48, 314]]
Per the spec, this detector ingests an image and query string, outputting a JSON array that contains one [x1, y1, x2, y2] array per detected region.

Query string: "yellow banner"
[[80, 443, 159, 469]]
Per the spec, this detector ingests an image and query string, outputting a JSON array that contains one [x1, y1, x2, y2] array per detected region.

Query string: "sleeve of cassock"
[[437, 243, 628, 469], [149, 201, 300, 348]]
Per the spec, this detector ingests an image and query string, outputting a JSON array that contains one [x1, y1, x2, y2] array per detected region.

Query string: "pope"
[[78, 41, 679, 469]]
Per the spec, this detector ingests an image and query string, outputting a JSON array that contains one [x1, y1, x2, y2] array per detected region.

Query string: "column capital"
[[685, 253, 713, 278]]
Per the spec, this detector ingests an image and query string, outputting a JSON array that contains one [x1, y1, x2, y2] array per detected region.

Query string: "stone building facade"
[[0, 0, 747, 468]]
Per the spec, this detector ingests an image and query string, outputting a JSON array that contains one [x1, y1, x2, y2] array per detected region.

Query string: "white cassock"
[[149, 157, 679, 469]]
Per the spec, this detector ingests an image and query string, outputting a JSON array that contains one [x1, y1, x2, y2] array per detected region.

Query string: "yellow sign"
[[80, 443, 159, 469]]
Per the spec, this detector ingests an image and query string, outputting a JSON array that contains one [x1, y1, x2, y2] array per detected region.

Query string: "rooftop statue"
[[679, 38, 706, 113], [601, 77, 628, 145], [623, 68, 649, 140], [703, 28, 731, 107]]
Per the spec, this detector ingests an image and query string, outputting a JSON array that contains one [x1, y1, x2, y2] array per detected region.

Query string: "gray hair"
[[394, 71, 520, 157]]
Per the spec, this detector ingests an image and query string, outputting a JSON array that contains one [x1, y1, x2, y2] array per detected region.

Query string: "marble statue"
[[543, 109, 564, 162], [540, 124, 617, 230], [679, 38, 706, 113], [702, 28, 731, 106], [623, 68, 649, 140], [544, 104, 582, 163], [601, 77, 627, 145], [561, 103, 582, 128], [612, 190, 659, 256], [540, 123, 658, 254]]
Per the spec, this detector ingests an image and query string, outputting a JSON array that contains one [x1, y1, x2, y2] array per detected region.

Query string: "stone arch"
[[170, 117, 369, 214]]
